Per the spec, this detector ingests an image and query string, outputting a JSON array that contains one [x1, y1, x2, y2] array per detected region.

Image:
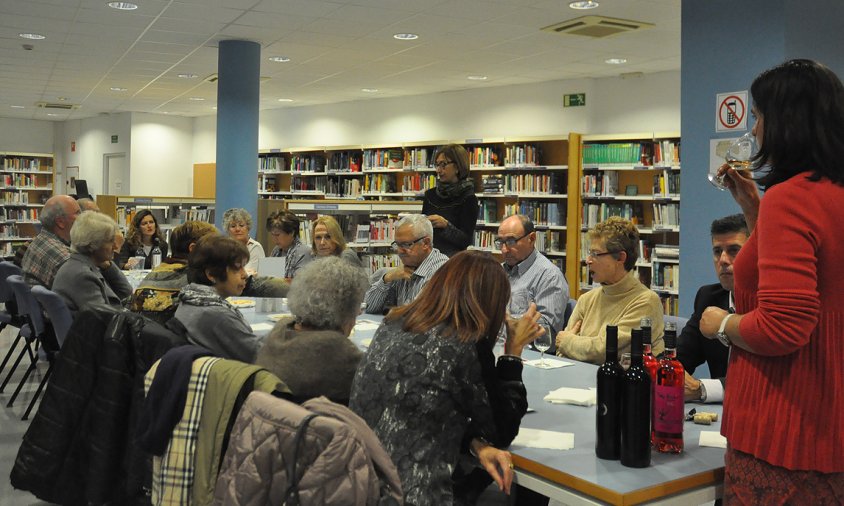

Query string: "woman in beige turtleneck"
[[556, 216, 664, 364]]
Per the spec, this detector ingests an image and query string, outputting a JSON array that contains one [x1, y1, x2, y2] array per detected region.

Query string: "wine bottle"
[[596, 325, 624, 460], [151, 240, 162, 269], [621, 328, 651, 468], [640, 317, 658, 383], [654, 322, 684, 453]]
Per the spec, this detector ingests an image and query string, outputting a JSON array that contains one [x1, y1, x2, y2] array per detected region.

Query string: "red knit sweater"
[[725, 173, 844, 472]]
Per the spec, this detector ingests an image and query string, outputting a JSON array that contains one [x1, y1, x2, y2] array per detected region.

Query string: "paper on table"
[[361, 338, 372, 347], [523, 358, 574, 369], [250, 323, 274, 332], [511, 428, 574, 451], [267, 313, 293, 322], [543, 387, 597, 406], [699, 431, 727, 448], [355, 320, 381, 331]]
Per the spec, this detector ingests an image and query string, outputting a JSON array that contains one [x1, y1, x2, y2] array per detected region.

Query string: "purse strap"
[[282, 413, 319, 506]]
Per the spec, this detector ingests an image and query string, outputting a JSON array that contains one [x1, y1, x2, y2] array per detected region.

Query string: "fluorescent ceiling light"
[[361, 88, 378, 93], [467, 75, 488, 81], [393, 33, 418, 40], [10, 105, 25, 109], [19, 33, 46, 40], [277, 98, 294, 102], [569, 1, 599, 9], [177, 73, 198, 79], [268, 56, 290, 62], [107, 2, 139, 10], [189, 97, 205, 101], [110, 87, 128, 91], [47, 113, 58, 116], [605, 58, 627, 64]]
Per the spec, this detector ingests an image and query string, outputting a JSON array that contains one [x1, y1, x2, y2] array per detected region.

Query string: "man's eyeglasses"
[[587, 250, 614, 259], [391, 236, 426, 251], [434, 160, 454, 170], [494, 233, 529, 249]]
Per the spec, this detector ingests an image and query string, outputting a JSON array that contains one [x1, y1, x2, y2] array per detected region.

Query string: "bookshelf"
[[0, 152, 55, 258], [282, 199, 423, 275], [96, 195, 216, 243], [258, 134, 582, 290], [576, 133, 681, 315]]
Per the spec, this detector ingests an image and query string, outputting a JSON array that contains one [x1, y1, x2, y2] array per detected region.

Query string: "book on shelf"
[[482, 175, 504, 193], [355, 224, 370, 243], [504, 144, 539, 166], [652, 244, 679, 259]]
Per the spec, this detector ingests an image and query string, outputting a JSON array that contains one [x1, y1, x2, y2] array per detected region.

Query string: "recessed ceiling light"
[[10, 105, 25, 109], [277, 98, 294, 102], [467, 75, 488, 81], [569, 0, 599, 9], [47, 113, 58, 116], [361, 88, 379, 93], [393, 33, 418, 40], [212, 106, 217, 110], [268, 56, 290, 63], [107, 1, 139, 10], [110, 86, 128, 92], [177, 73, 198, 79], [19, 33, 46, 40], [189, 97, 205, 101], [605, 58, 627, 64], [57, 97, 68, 101]]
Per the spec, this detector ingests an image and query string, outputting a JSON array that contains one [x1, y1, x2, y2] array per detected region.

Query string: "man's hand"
[[383, 265, 414, 283], [427, 214, 449, 229], [684, 371, 703, 401], [555, 320, 581, 355], [700, 306, 729, 338]]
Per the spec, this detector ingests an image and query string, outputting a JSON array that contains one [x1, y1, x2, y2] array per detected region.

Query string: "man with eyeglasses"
[[363, 214, 448, 314], [498, 214, 569, 354], [679, 214, 748, 403]]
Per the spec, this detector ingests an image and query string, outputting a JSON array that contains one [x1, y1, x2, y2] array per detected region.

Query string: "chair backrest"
[[664, 314, 689, 332], [7, 274, 47, 336], [563, 297, 577, 328], [0, 261, 23, 303], [31, 285, 73, 348]]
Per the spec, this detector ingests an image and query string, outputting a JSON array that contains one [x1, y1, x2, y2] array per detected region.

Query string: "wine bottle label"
[[653, 385, 684, 433]]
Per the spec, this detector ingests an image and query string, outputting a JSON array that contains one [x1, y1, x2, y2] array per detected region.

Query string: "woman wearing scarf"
[[422, 144, 479, 257]]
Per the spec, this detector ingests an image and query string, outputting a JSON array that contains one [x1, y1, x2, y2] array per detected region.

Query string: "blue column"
[[679, 0, 844, 316], [215, 40, 260, 232]]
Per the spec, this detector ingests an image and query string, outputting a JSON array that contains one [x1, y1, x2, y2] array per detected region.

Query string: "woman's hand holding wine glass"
[[505, 302, 543, 356]]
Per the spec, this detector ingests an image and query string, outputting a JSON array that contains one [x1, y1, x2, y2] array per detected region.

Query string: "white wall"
[[55, 112, 132, 197], [0, 117, 55, 153], [192, 70, 680, 162], [130, 113, 194, 196]]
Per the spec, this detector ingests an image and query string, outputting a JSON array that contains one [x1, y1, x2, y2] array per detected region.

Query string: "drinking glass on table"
[[709, 131, 757, 190], [534, 326, 552, 368]]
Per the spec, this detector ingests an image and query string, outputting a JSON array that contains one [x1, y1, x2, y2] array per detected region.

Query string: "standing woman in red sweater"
[[702, 59, 844, 503]]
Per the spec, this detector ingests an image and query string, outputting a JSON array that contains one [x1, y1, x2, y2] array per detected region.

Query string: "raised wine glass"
[[534, 326, 552, 368], [709, 131, 757, 190]]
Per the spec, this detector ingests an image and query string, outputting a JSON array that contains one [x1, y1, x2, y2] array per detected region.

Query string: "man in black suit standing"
[[679, 214, 748, 403]]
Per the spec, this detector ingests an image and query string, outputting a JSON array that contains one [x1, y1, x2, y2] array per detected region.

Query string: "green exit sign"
[[564, 93, 586, 107]]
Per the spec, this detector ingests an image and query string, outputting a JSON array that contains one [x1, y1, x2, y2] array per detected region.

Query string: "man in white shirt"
[[679, 214, 748, 403], [364, 214, 448, 314]]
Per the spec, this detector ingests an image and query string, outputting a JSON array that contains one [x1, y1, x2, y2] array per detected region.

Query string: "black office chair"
[[0, 261, 27, 382]]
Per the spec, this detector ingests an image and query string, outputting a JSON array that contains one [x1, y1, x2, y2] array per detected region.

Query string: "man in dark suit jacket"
[[679, 214, 748, 403]]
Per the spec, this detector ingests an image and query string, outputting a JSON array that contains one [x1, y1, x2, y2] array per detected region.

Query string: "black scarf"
[[434, 179, 475, 201]]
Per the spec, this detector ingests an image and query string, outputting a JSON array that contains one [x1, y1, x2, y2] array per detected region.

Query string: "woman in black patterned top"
[[349, 250, 542, 505], [422, 144, 479, 256]]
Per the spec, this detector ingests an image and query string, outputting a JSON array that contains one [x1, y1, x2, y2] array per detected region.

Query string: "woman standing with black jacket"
[[422, 144, 479, 256]]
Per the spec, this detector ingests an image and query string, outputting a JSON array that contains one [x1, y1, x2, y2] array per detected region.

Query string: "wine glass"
[[509, 291, 530, 319], [534, 327, 552, 368], [709, 131, 757, 190]]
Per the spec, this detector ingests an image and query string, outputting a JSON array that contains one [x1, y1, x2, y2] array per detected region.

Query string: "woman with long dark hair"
[[702, 59, 844, 502], [117, 209, 168, 269]]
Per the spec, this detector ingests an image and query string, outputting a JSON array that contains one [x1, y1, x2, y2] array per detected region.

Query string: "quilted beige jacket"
[[213, 392, 403, 505]]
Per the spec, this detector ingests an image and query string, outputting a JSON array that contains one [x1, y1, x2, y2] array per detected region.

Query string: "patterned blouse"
[[349, 318, 496, 506]]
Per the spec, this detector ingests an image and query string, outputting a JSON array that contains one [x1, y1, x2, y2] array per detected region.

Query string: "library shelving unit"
[[575, 133, 681, 315], [258, 134, 582, 290], [282, 199, 423, 275], [96, 195, 216, 242], [0, 152, 55, 258]]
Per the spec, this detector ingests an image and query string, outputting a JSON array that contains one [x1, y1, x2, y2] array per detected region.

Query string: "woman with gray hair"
[[53, 210, 132, 312], [256, 256, 368, 404], [223, 207, 265, 274]]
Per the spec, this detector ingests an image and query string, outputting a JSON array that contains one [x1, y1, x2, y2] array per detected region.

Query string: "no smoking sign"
[[716, 91, 748, 132]]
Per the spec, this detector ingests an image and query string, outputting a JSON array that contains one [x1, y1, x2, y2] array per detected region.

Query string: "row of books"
[[325, 179, 363, 198], [653, 263, 680, 290], [0, 241, 27, 257], [653, 172, 680, 195], [652, 203, 680, 227], [1, 208, 39, 221], [364, 254, 402, 274], [327, 152, 362, 172], [2, 174, 51, 188], [535, 230, 566, 254], [401, 173, 436, 193], [0, 224, 21, 238], [478, 200, 498, 223], [467, 146, 499, 167], [581, 202, 644, 230], [503, 201, 565, 227], [363, 149, 404, 170], [354, 218, 402, 243], [1, 157, 47, 172], [582, 172, 619, 196], [583, 141, 681, 166], [2, 192, 30, 204], [657, 294, 680, 316], [504, 145, 540, 166]]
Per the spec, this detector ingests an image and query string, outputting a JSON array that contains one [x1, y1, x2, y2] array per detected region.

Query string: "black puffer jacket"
[[11, 306, 183, 505]]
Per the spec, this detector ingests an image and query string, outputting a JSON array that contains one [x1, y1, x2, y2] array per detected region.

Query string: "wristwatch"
[[715, 313, 735, 347]]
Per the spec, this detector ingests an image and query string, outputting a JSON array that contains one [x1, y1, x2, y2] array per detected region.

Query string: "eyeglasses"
[[434, 160, 454, 170], [587, 250, 614, 259], [494, 233, 529, 249], [391, 236, 426, 251]]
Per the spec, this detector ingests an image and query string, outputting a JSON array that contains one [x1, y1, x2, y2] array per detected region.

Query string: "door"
[[103, 153, 128, 195]]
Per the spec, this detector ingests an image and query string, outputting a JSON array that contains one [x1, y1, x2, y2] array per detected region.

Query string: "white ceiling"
[[0, 0, 680, 121]]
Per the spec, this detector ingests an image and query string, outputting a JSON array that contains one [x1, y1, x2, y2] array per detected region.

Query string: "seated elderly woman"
[[171, 235, 261, 362], [224, 208, 264, 274], [256, 256, 367, 404], [310, 215, 362, 267], [350, 250, 542, 505], [53, 210, 133, 312]]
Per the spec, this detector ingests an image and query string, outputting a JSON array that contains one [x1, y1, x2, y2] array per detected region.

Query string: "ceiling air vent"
[[36, 102, 80, 110], [542, 15, 654, 38]]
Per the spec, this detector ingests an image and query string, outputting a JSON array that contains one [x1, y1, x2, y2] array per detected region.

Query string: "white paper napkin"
[[250, 322, 274, 332], [523, 358, 574, 369], [543, 387, 597, 406], [355, 320, 381, 331], [361, 338, 373, 348], [511, 428, 575, 450], [699, 431, 727, 448]]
